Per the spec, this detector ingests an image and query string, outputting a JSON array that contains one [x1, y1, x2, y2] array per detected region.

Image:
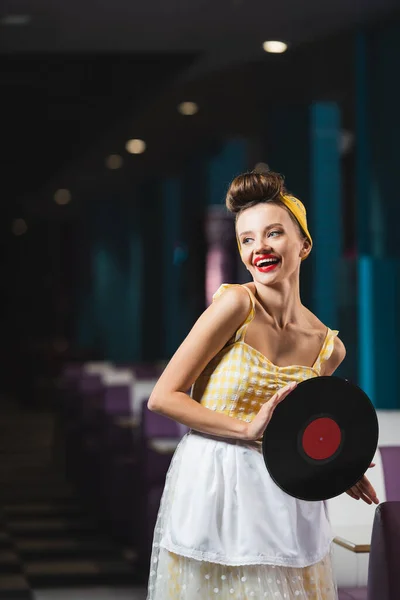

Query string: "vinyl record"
[[262, 376, 379, 501]]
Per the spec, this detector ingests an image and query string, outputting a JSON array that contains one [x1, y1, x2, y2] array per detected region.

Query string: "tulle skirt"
[[149, 549, 337, 599], [147, 431, 337, 600]]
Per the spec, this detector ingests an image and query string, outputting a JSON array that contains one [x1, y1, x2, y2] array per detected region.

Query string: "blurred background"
[[1, 1, 400, 599]]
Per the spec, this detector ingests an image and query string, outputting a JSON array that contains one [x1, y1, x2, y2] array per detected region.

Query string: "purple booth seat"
[[77, 381, 137, 517], [57, 363, 86, 421], [99, 418, 141, 547], [140, 403, 181, 486], [141, 403, 181, 439], [92, 388, 141, 544], [61, 362, 85, 383], [64, 374, 105, 504], [94, 385, 137, 457], [337, 495, 400, 600], [138, 403, 182, 567], [78, 374, 104, 416], [339, 589, 367, 600], [86, 384, 134, 457], [337, 445, 400, 600], [63, 372, 102, 443], [367, 501, 400, 600], [63, 372, 103, 425], [119, 363, 164, 379], [379, 447, 400, 501], [102, 384, 132, 414], [58, 370, 140, 539]]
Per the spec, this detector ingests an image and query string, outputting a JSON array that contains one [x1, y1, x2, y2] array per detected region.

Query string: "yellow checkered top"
[[192, 284, 339, 423]]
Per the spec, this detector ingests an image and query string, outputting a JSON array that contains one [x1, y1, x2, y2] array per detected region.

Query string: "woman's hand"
[[346, 463, 379, 505], [245, 382, 297, 441]]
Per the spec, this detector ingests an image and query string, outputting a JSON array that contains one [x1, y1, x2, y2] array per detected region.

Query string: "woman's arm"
[[148, 285, 252, 439]]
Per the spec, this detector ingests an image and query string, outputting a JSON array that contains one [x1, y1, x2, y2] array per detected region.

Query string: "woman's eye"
[[242, 237, 252, 244], [268, 230, 282, 237]]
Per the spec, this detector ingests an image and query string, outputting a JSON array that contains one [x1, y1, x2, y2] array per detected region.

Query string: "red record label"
[[302, 417, 342, 461]]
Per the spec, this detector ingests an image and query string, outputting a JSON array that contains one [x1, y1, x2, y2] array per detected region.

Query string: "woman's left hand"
[[345, 463, 379, 505]]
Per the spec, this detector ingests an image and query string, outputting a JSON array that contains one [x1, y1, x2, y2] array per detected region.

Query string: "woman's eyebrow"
[[238, 223, 283, 237]]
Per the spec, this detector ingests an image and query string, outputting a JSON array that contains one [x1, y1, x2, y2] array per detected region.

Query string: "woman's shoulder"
[[204, 284, 253, 345], [303, 307, 346, 366], [212, 283, 254, 312]]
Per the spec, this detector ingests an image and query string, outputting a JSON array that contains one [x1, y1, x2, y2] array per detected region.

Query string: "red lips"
[[254, 254, 280, 273], [254, 254, 278, 266]]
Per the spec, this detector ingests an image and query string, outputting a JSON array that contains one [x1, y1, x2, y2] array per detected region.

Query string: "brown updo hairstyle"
[[226, 170, 306, 240]]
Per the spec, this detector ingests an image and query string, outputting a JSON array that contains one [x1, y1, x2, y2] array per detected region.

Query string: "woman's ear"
[[300, 239, 312, 259]]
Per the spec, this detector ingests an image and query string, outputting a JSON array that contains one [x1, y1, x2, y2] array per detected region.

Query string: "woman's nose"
[[255, 237, 271, 253]]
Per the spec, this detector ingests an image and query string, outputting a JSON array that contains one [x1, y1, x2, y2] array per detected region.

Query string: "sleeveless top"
[[192, 284, 339, 422]]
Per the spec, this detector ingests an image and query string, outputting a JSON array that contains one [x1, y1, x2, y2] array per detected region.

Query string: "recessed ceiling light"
[[178, 102, 199, 116], [125, 139, 146, 155], [254, 162, 270, 174], [106, 154, 123, 169], [262, 40, 288, 54], [1, 14, 31, 26], [54, 189, 71, 205], [12, 218, 27, 236]]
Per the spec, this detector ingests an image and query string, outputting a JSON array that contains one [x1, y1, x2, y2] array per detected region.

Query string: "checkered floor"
[[34, 588, 146, 600], [0, 499, 146, 599], [0, 396, 147, 599]]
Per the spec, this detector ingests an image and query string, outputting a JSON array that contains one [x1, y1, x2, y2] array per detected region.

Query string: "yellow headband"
[[236, 194, 313, 261]]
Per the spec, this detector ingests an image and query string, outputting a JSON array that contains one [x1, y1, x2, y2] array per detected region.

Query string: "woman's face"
[[236, 203, 309, 284]]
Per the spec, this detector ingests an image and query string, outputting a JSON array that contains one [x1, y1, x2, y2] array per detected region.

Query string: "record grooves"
[[262, 376, 379, 501]]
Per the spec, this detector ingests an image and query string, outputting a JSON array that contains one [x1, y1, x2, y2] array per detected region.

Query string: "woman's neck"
[[252, 279, 304, 330]]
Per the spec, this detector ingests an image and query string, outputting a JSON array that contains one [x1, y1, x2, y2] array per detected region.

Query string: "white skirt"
[[147, 431, 337, 600]]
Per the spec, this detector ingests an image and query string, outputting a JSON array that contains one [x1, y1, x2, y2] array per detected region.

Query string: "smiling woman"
[[146, 170, 375, 600]]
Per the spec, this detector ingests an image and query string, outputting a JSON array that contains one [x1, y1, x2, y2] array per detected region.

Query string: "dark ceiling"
[[1, 0, 397, 53], [0, 0, 398, 216], [0, 52, 196, 215]]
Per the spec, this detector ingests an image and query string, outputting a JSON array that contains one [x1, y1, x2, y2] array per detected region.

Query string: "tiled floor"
[[0, 398, 147, 599], [34, 587, 147, 599]]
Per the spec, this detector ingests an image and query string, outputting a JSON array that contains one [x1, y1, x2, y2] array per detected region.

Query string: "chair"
[[329, 410, 400, 597], [367, 501, 400, 600]]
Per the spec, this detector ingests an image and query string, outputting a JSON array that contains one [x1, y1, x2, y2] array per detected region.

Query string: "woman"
[[146, 171, 378, 599]]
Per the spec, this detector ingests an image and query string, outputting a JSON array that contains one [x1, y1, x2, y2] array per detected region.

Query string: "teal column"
[[180, 153, 208, 329], [162, 178, 184, 358], [208, 139, 249, 206], [139, 181, 164, 361], [124, 219, 143, 361], [358, 258, 400, 409], [310, 104, 342, 327], [93, 195, 144, 361], [267, 102, 342, 328], [356, 24, 400, 408], [76, 192, 143, 362]]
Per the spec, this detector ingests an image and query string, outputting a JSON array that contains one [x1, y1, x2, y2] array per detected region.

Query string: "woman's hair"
[[226, 170, 305, 239], [226, 171, 285, 214]]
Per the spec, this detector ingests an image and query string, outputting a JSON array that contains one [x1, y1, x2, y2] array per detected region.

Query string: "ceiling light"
[[125, 139, 146, 154], [12, 219, 27, 236], [106, 154, 123, 169], [54, 189, 71, 205], [262, 40, 288, 54], [254, 162, 270, 174], [340, 130, 355, 156], [1, 14, 31, 26], [178, 102, 199, 116]]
